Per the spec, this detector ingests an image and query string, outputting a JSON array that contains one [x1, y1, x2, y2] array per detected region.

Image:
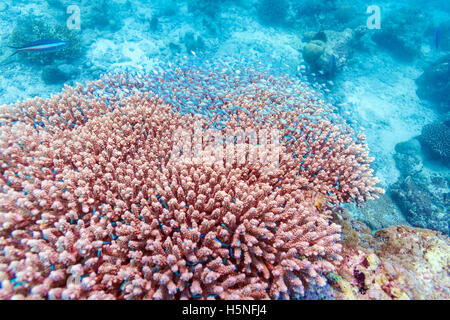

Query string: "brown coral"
[[331, 209, 450, 300]]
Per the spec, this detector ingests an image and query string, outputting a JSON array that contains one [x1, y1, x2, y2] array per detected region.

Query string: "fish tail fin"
[[8, 50, 19, 58], [0, 53, 15, 65]]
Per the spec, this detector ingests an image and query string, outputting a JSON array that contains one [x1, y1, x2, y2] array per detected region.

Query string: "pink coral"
[[0, 62, 381, 300]]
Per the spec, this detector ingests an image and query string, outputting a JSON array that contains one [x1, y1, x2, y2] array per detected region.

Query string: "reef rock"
[[302, 40, 325, 67], [393, 138, 424, 177], [389, 135, 449, 236], [347, 193, 409, 232], [390, 172, 449, 236], [416, 55, 450, 113], [301, 28, 357, 78], [371, 7, 431, 61], [332, 209, 450, 300], [419, 120, 450, 164]]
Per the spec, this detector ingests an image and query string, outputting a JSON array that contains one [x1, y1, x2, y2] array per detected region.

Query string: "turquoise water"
[[0, 0, 448, 300]]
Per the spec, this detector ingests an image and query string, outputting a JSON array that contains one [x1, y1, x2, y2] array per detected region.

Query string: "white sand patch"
[[337, 52, 437, 186], [88, 39, 120, 65], [217, 28, 302, 67]]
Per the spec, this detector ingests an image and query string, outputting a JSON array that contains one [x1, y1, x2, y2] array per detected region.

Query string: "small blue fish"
[[328, 54, 336, 78], [434, 28, 440, 50], [8, 39, 69, 57]]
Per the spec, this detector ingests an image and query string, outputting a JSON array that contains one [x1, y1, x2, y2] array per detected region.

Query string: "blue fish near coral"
[[434, 28, 440, 50], [328, 54, 336, 78], [8, 39, 69, 57]]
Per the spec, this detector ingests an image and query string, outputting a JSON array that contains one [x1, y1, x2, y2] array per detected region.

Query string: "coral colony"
[[0, 56, 383, 299]]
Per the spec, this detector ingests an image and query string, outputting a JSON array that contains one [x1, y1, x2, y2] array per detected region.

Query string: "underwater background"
[[0, 0, 448, 300]]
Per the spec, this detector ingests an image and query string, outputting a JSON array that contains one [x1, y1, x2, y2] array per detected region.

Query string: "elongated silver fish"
[[8, 39, 69, 57]]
